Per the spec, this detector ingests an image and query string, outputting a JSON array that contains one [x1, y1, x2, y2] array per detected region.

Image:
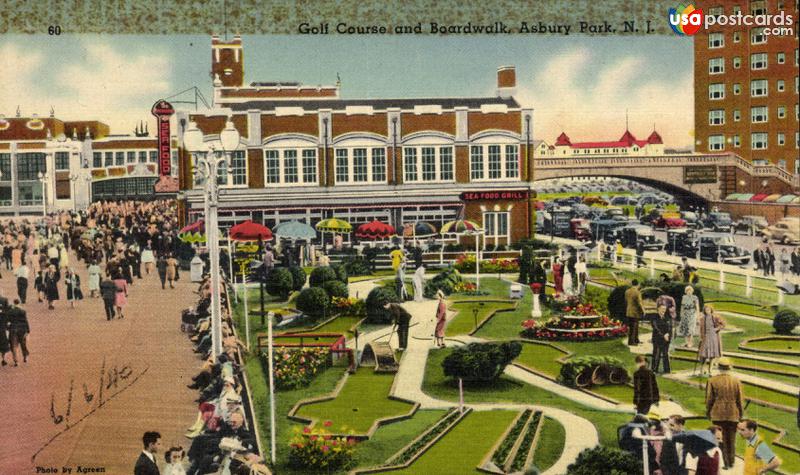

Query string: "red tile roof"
[[555, 129, 654, 149], [555, 132, 571, 146]]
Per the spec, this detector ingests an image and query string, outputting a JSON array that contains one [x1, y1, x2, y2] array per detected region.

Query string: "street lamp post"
[[70, 174, 80, 210], [38, 171, 48, 216], [183, 120, 240, 359]]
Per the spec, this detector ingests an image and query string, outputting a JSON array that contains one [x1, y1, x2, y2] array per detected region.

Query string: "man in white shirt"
[[15, 262, 29, 304]]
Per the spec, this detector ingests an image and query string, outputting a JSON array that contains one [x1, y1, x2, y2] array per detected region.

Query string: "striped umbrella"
[[402, 221, 437, 238], [356, 220, 395, 239], [440, 219, 482, 234], [315, 218, 352, 233]]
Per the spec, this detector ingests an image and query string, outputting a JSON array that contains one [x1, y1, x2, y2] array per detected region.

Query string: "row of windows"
[[93, 150, 159, 168], [708, 23, 797, 49], [470, 145, 519, 180], [707, 1, 792, 19], [708, 132, 800, 151], [708, 52, 793, 74], [708, 77, 799, 99], [708, 104, 799, 125]]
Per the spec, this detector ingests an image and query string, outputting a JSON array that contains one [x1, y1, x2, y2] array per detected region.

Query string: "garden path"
[[665, 369, 799, 395]]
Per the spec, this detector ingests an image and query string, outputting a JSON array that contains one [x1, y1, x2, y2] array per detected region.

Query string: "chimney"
[[496, 66, 516, 98]]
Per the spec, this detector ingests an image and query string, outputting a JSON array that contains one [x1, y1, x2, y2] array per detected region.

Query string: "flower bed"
[[265, 347, 331, 390], [491, 409, 532, 468], [385, 408, 463, 466], [520, 314, 627, 342], [510, 411, 541, 472], [288, 422, 358, 472], [331, 296, 367, 317], [454, 254, 520, 273]]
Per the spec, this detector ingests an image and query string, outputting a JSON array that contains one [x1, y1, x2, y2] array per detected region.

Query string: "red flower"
[[303, 426, 311, 433], [323, 420, 333, 427]]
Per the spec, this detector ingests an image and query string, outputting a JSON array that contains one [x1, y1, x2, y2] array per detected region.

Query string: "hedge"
[[365, 287, 398, 324], [296, 287, 331, 319]]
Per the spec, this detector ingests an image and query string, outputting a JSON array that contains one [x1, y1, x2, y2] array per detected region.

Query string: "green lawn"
[[353, 409, 447, 469], [312, 314, 363, 334], [446, 300, 515, 337], [514, 342, 568, 379], [742, 337, 800, 354], [708, 300, 775, 319], [390, 410, 518, 475], [588, 383, 634, 403], [533, 416, 566, 473], [295, 368, 415, 434]]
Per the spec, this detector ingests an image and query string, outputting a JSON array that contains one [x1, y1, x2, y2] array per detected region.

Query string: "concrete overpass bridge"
[[534, 152, 799, 209]]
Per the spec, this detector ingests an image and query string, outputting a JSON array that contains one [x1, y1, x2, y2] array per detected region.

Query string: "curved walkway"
[[0, 252, 199, 473]]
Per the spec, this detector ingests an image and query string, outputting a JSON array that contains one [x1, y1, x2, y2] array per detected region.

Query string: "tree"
[[296, 287, 331, 319], [566, 446, 642, 475], [265, 268, 294, 300], [365, 287, 398, 323], [287, 266, 307, 291]]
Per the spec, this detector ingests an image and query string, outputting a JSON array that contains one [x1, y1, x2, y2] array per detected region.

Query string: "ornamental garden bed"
[[739, 335, 800, 357], [480, 409, 544, 474]]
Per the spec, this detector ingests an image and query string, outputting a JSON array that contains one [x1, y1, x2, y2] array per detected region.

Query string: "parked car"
[[665, 228, 701, 258], [583, 195, 609, 206], [734, 215, 769, 235], [593, 219, 627, 244], [653, 215, 687, 229], [761, 221, 800, 244], [702, 212, 733, 232], [698, 233, 751, 264], [619, 225, 665, 251], [570, 218, 593, 241], [680, 211, 701, 229]]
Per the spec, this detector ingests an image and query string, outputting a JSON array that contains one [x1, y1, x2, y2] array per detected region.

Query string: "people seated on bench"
[[186, 411, 258, 475]]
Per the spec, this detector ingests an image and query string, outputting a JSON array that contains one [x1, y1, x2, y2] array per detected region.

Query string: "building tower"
[[211, 35, 244, 88]]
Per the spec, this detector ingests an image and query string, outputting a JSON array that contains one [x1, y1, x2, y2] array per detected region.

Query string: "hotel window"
[[93, 152, 102, 168], [733, 83, 742, 95], [751, 132, 768, 149], [265, 150, 280, 184], [708, 135, 725, 151], [138, 151, 147, 163], [149, 151, 158, 163], [751, 106, 768, 123], [778, 159, 786, 169], [55, 152, 70, 171], [16, 152, 46, 180], [750, 79, 768, 97], [777, 53, 786, 64], [115, 152, 124, 166], [352, 148, 368, 182], [708, 33, 724, 48], [777, 80, 785, 92], [733, 57, 741, 68], [750, 52, 767, 70], [750, 1, 766, 15], [228, 150, 247, 186], [505, 145, 519, 178], [0, 154, 10, 181], [470, 146, 484, 180], [733, 135, 741, 147], [282, 150, 299, 183], [332, 147, 386, 184], [733, 31, 741, 43], [709, 83, 725, 100], [778, 133, 786, 146], [709, 109, 725, 125], [488, 145, 501, 179], [708, 6, 723, 16], [709, 58, 724, 74], [483, 211, 510, 243], [104, 152, 113, 167], [778, 106, 786, 118], [751, 27, 767, 44], [126, 151, 135, 163], [303, 149, 318, 183], [403, 145, 454, 182], [733, 109, 741, 121], [732, 5, 741, 14]]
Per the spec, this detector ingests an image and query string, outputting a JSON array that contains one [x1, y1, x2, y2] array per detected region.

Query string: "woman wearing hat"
[[698, 304, 725, 376], [434, 290, 447, 348]]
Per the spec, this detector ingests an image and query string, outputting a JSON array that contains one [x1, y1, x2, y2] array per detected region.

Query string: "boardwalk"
[[0, 254, 200, 474]]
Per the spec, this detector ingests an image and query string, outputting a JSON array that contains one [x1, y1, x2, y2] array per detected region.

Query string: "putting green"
[[514, 342, 568, 379], [446, 301, 515, 337], [741, 337, 800, 355], [533, 416, 566, 473], [295, 368, 414, 434]]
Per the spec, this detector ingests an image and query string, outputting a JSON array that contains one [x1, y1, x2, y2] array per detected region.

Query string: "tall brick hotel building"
[[177, 36, 535, 245], [694, 0, 799, 175]]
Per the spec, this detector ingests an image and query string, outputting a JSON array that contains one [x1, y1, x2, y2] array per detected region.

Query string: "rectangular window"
[[778, 106, 786, 118], [488, 145, 502, 179], [777, 52, 786, 64], [505, 145, 519, 178], [709, 109, 725, 125], [127, 151, 136, 163], [708, 135, 725, 151], [138, 151, 147, 163], [403, 147, 417, 182], [55, 151, 70, 170], [733, 31, 741, 42], [283, 150, 298, 183], [751, 27, 766, 44], [470, 146, 484, 180], [750, 52, 768, 70], [115, 152, 124, 166], [733, 135, 741, 147], [371, 148, 385, 182], [265, 150, 280, 184], [709, 83, 725, 100], [483, 212, 510, 241], [149, 151, 158, 163], [778, 133, 786, 146], [708, 6, 723, 16], [439, 146, 453, 181], [352, 148, 368, 182], [421, 147, 436, 181], [751, 79, 768, 97], [733, 83, 742, 95], [104, 152, 113, 167], [93, 152, 102, 168], [0, 154, 10, 181], [777, 80, 785, 92], [16, 152, 46, 180], [230, 150, 247, 185], [733, 109, 741, 121], [708, 33, 724, 48], [733, 56, 741, 68], [335, 149, 349, 183], [751, 106, 768, 123], [750, 1, 766, 15], [302, 149, 317, 184], [709, 57, 724, 74], [751, 132, 768, 150]]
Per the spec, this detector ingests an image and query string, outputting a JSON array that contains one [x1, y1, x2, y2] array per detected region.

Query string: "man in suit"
[[791, 247, 800, 280], [99, 277, 118, 321], [134, 431, 161, 475], [7, 299, 30, 366], [632, 355, 660, 415], [705, 357, 744, 470], [651, 304, 673, 374], [384, 302, 412, 350], [625, 279, 645, 345]]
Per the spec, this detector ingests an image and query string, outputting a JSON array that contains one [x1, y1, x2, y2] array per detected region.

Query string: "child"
[[163, 446, 187, 475]]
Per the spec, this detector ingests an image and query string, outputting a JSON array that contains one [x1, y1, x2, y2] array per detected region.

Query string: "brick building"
[[177, 36, 535, 246], [694, 0, 799, 174]]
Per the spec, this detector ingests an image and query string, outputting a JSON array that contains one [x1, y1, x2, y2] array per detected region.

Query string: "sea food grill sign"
[[151, 99, 175, 177], [460, 190, 529, 201]]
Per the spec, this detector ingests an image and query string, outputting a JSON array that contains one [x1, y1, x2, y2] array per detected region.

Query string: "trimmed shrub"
[[518, 246, 532, 284], [287, 266, 307, 291], [309, 266, 338, 287], [322, 280, 349, 299], [567, 446, 642, 475], [265, 268, 294, 300], [773, 309, 800, 335], [365, 286, 398, 324], [442, 341, 522, 384], [332, 263, 348, 283], [607, 285, 630, 322], [340, 256, 371, 277], [296, 287, 331, 319], [423, 267, 463, 298]]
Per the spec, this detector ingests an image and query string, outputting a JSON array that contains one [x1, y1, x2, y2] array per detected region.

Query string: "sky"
[[0, 35, 694, 147]]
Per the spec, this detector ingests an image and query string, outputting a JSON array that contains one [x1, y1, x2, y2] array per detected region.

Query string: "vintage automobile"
[[619, 225, 665, 251], [680, 211, 701, 229], [570, 218, 593, 241], [582, 195, 609, 206], [734, 215, 769, 235], [604, 207, 628, 222], [653, 214, 687, 229], [594, 219, 627, 244], [697, 233, 751, 264], [665, 228, 701, 258], [761, 221, 800, 244], [702, 212, 733, 232]]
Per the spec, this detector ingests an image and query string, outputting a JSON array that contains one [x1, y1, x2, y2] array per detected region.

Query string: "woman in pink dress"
[[552, 260, 564, 294], [434, 290, 447, 347], [113, 272, 129, 319]]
